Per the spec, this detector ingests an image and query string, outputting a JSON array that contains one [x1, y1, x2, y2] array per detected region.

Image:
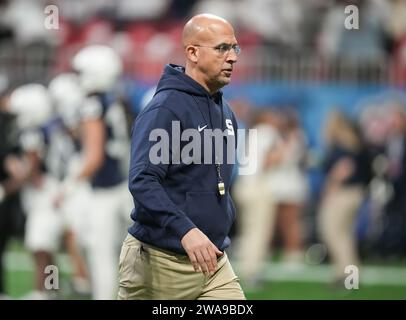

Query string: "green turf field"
[[3, 243, 406, 300], [5, 269, 87, 300], [6, 268, 406, 300], [244, 281, 406, 300]]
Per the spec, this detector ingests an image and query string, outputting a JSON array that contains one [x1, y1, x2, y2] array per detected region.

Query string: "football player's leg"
[[87, 187, 123, 300]]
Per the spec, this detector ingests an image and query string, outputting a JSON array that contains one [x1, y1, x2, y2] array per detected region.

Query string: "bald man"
[[118, 14, 245, 300]]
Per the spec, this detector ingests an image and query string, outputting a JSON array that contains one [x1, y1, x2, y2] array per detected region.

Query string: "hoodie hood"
[[155, 64, 222, 99]]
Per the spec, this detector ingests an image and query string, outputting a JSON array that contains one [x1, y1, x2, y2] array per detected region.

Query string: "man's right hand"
[[181, 228, 224, 276]]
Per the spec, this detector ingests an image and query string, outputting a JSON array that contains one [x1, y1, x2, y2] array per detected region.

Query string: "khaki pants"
[[232, 176, 277, 281], [117, 234, 246, 300], [318, 186, 364, 279]]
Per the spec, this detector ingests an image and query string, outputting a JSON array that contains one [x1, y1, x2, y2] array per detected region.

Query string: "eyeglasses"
[[193, 43, 241, 56]]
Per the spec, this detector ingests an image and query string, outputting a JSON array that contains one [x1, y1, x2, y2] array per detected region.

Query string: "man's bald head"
[[181, 14, 238, 94], [182, 14, 234, 47]]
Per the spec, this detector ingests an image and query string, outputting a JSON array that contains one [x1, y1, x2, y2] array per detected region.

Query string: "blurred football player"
[[56, 45, 132, 300], [48, 73, 92, 296], [7, 84, 62, 299], [0, 77, 27, 300]]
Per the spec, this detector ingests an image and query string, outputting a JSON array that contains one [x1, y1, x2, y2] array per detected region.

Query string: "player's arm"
[[0, 147, 45, 202], [0, 154, 30, 200], [77, 118, 105, 180]]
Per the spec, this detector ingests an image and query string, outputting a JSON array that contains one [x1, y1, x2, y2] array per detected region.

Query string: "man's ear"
[[185, 45, 198, 63]]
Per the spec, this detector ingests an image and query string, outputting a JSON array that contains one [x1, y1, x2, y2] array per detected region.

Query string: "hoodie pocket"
[[185, 191, 232, 247]]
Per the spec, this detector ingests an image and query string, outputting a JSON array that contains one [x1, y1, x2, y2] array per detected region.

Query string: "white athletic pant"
[[85, 182, 132, 300], [22, 176, 64, 253]]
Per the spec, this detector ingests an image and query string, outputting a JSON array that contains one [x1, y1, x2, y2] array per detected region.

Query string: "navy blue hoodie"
[[128, 64, 238, 255]]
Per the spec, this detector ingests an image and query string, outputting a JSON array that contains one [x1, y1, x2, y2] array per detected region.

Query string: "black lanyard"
[[209, 95, 225, 196], [216, 161, 225, 196]]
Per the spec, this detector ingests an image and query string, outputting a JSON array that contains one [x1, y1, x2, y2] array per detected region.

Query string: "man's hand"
[[181, 228, 224, 276]]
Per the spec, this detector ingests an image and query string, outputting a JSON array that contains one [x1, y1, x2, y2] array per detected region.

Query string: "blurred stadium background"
[[1, 0, 406, 300]]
